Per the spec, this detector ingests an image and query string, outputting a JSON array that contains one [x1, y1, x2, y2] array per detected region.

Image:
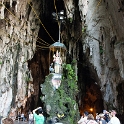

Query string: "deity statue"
[[53, 50, 62, 74]]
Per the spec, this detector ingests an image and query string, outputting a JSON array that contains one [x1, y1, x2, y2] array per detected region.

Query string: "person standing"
[[29, 111, 34, 124], [78, 111, 89, 124], [109, 110, 120, 124], [82, 114, 98, 124], [33, 107, 45, 124], [95, 113, 100, 123], [99, 114, 106, 124], [104, 110, 110, 123], [21, 112, 25, 122]]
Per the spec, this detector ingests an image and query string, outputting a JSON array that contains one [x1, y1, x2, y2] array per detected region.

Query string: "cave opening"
[[77, 63, 104, 116], [26, 0, 104, 117], [77, 41, 104, 116]]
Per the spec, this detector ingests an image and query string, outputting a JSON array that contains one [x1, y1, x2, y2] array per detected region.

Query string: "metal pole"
[[58, 21, 61, 42]]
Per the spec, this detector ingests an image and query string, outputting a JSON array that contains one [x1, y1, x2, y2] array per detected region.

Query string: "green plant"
[[82, 25, 87, 33], [41, 62, 79, 124], [69, 17, 73, 23], [25, 76, 30, 82], [99, 46, 104, 55]]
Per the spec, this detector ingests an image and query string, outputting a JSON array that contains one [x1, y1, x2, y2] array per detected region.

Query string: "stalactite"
[[10, 0, 12, 7], [1, 5, 5, 19], [27, 21, 31, 35], [90, 47, 93, 56], [15, 0, 19, 12], [9, 25, 13, 37]]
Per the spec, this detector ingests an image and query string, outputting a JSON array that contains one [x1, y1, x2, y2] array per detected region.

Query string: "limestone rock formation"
[[78, 0, 124, 112], [0, 0, 41, 116], [0, 0, 123, 122]]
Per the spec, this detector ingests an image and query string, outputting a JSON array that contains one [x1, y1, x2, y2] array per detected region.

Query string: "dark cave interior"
[[26, 0, 104, 117]]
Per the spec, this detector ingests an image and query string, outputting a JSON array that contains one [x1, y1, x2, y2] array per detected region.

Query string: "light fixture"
[[90, 108, 93, 112], [49, 10, 66, 74]]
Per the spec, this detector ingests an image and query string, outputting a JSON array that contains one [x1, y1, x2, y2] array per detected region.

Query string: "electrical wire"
[[28, 1, 55, 43], [36, 45, 49, 48], [3, 17, 50, 49], [37, 37, 50, 46], [0, 2, 21, 22], [53, 0, 60, 27], [1, 2, 51, 48], [36, 40, 50, 46]]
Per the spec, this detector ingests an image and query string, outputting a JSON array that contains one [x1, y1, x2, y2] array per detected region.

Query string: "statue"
[[53, 50, 62, 73]]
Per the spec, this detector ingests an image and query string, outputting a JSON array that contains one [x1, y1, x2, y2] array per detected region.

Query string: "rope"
[[36, 40, 50, 46], [37, 37, 50, 46], [36, 45, 49, 48], [4, 18, 15, 26], [53, 0, 60, 26], [1, 2, 51, 47], [28, 1, 55, 42], [3, 17, 50, 49], [0, 2, 21, 22]]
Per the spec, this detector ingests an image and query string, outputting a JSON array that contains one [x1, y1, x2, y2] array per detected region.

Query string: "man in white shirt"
[[78, 111, 89, 124], [109, 110, 120, 124], [29, 112, 34, 124]]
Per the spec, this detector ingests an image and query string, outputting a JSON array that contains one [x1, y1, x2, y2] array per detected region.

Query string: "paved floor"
[[14, 120, 28, 124]]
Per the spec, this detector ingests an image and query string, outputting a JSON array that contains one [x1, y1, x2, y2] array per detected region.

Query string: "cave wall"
[[78, 0, 124, 112], [0, 0, 42, 116], [0, 0, 124, 118]]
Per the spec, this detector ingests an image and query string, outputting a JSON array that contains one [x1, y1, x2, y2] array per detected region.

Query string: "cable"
[[2, 3, 51, 47], [36, 40, 50, 46], [53, 0, 60, 26], [36, 45, 49, 49], [1, 1, 54, 46], [4, 18, 50, 49], [28, 1, 55, 42], [0, 2, 21, 22], [4, 18, 15, 26], [37, 37, 50, 46]]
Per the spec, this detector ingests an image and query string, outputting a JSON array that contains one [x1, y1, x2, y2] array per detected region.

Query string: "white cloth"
[[110, 116, 120, 124], [83, 120, 98, 124], [78, 116, 87, 124], [29, 113, 34, 120], [29, 113, 34, 124], [21, 113, 24, 118]]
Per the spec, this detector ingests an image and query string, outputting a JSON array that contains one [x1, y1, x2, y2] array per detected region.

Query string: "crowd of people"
[[8, 107, 121, 124], [31, 108, 121, 124], [77, 110, 121, 124]]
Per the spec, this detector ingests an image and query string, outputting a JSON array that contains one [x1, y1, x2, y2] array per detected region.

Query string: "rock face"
[[78, 0, 124, 113], [0, 0, 41, 116], [0, 0, 124, 120]]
